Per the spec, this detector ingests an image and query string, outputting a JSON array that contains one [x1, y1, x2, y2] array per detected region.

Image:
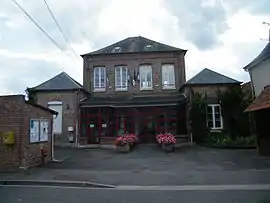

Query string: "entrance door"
[[48, 101, 63, 134], [87, 115, 99, 144], [139, 116, 157, 143]]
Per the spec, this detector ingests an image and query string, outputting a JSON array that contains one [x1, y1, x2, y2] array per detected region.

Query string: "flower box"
[[116, 144, 130, 153], [156, 133, 176, 152], [115, 134, 138, 153], [162, 143, 175, 152]]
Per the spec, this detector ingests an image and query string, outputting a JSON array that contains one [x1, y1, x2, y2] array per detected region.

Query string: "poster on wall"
[[40, 120, 49, 142], [30, 119, 40, 143]]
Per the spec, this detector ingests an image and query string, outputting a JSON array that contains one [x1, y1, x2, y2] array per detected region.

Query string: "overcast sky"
[[0, 0, 269, 95]]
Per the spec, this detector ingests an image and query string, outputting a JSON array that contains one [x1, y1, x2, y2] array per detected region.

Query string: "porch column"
[[164, 111, 168, 132], [134, 108, 140, 135], [117, 116, 125, 136]]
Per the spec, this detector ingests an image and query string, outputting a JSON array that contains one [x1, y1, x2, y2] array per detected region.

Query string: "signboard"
[[29, 119, 49, 143], [40, 121, 49, 142], [30, 119, 40, 143]]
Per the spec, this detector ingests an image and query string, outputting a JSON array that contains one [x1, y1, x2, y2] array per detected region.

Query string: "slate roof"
[[245, 85, 270, 112], [80, 94, 185, 107], [244, 42, 270, 70], [185, 68, 241, 85], [81, 36, 186, 56], [30, 72, 83, 91]]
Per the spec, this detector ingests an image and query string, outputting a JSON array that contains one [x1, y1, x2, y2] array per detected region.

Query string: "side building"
[[27, 72, 89, 145]]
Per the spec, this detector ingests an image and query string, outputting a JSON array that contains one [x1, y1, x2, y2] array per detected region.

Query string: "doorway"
[[48, 101, 63, 134]]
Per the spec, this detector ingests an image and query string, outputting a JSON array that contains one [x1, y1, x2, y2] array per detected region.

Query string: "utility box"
[[3, 131, 15, 145]]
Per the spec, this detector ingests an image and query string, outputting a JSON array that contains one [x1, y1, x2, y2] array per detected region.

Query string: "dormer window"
[[111, 46, 122, 53]]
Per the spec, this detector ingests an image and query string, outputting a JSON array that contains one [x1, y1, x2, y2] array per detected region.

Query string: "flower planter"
[[116, 144, 130, 153], [157, 133, 176, 152], [163, 143, 175, 152]]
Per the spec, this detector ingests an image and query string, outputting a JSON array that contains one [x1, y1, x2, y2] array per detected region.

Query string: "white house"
[[244, 42, 270, 97]]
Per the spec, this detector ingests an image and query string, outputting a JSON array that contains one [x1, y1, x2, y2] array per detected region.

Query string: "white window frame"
[[207, 104, 223, 130], [162, 64, 175, 89], [139, 65, 153, 90], [93, 67, 106, 92], [115, 66, 128, 91]]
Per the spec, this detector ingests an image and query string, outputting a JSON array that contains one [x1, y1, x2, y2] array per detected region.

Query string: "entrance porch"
[[79, 104, 187, 145]]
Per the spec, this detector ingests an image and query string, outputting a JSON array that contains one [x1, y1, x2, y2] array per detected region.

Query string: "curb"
[[198, 144, 256, 149], [0, 180, 115, 188]]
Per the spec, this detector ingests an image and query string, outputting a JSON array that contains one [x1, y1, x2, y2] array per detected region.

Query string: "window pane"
[[140, 65, 152, 88], [215, 120, 221, 128], [207, 113, 213, 120], [146, 72, 151, 82], [214, 105, 220, 113], [122, 68, 127, 84], [94, 68, 100, 88], [207, 121, 213, 128], [116, 68, 121, 86], [207, 106, 213, 113], [215, 113, 221, 120], [168, 68, 175, 85]]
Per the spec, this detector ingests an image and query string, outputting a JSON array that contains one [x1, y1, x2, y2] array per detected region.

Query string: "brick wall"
[[0, 96, 23, 170], [184, 84, 239, 103], [0, 95, 53, 171]]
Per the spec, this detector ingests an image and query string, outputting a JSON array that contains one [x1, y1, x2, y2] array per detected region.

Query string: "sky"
[[0, 0, 270, 95]]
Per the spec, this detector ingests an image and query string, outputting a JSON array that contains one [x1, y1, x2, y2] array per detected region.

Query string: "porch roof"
[[80, 94, 186, 107], [245, 86, 270, 112]]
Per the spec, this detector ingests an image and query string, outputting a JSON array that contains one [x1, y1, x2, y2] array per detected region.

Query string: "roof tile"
[[30, 72, 83, 91], [82, 36, 186, 56], [245, 86, 270, 112], [185, 68, 241, 85]]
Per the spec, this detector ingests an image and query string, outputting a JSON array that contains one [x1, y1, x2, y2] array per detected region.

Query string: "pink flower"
[[115, 134, 139, 146], [156, 132, 176, 145]]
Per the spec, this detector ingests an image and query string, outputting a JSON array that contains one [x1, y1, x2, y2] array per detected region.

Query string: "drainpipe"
[[75, 89, 80, 147]]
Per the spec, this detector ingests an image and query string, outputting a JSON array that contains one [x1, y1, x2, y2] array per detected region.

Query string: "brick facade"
[[34, 90, 86, 143], [0, 95, 54, 171], [83, 52, 186, 96]]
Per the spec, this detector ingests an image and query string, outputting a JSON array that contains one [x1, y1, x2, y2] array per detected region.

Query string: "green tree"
[[217, 85, 254, 139], [189, 92, 209, 143], [25, 88, 37, 104]]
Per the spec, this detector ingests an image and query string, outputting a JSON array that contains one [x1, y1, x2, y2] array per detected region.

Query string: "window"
[[94, 67, 106, 91], [162, 64, 175, 89], [111, 46, 122, 53], [140, 65, 152, 90], [207, 104, 223, 129], [115, 66, 128, 90]]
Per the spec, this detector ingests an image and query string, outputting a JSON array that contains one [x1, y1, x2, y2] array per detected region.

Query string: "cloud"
[[0, 0, 270, 94], [164, 0, 228, 50]]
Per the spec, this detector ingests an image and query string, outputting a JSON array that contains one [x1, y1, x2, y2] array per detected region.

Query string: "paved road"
[[1, 185, 270, 203]]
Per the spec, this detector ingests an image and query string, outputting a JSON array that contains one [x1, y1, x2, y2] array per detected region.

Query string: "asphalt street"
[[1, 185, 270, 203]]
